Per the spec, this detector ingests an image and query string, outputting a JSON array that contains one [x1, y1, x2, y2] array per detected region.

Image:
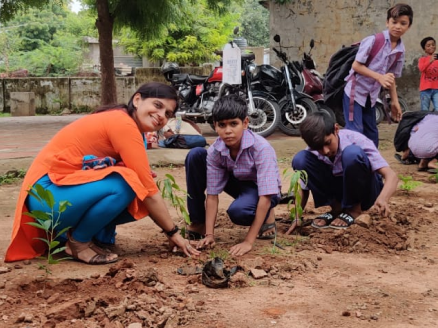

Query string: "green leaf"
[[51, 247, 67, 255], [49, 240, 60, 249], [34, 237, 51, 246], [26, 210, 51, 221], [26, 222, 47, 230], [58, 200, 72, 213]]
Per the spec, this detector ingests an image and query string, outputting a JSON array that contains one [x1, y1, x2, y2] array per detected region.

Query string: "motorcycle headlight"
[[248, 63, 258, 78]]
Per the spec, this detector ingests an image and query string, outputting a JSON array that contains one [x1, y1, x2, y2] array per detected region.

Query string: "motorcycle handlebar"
[[273, 47, 287, 63]]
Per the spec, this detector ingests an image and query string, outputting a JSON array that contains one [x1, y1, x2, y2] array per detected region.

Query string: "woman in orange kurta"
[[5, 82, 200, 264]]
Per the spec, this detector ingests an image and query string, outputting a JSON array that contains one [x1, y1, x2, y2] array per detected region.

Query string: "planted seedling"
[[157, 173, 191, 237], [398, 174, 422, 192], [24, 184, 72, 276]]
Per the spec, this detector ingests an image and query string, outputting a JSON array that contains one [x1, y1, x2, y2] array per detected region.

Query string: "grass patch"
[[0, 169, 26, 185]]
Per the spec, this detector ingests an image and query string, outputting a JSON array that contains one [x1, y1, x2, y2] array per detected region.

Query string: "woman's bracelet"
[[204, 233, 214, 237]]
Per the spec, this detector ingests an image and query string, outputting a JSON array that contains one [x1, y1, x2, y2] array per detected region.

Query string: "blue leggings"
[[292, 145, 383, 211], [26, 173, 136, 243]]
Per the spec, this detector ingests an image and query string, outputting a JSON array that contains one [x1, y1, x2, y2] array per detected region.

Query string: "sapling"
[[156, 173, 191, 237], [398, 174, 422, 192], [284, 168, 308, 224], [24, 184, 72, 275]]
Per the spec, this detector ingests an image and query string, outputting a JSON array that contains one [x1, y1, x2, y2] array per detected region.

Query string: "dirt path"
[[0, 117, 437, 328]]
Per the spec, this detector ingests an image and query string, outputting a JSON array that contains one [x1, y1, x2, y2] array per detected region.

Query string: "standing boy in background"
[[418, 36, 438, 111], [343, 3, 413, 147]]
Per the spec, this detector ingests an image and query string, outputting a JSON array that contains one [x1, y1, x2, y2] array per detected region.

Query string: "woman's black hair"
[[299, 111, 335, 150], [212, 94, 247, 122], [93, 82, 178, 117], [421, 37, 435, 50]]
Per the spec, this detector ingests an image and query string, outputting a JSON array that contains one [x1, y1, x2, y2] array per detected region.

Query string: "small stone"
[[14, 264, 23, 270], [317, 256, 322, 261], [342, 311, 351, 317], [127, 323, 142, 328], [0, 267, 10, 275], [23, 260, 31, 265], [250, 268, 268, 279], [355, 214, 372, 228], [90, 273, 100, 279], [424, 202, 433, 208], [370, 315, 379, 320]]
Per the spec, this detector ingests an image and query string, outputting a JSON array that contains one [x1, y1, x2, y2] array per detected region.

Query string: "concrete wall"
[[269, 0, 431, 110], [0, 66, 212, 113]]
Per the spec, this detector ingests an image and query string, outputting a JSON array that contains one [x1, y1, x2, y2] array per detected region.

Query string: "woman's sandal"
[[66, 233, 118, 265], [311, 212, 335, 229]]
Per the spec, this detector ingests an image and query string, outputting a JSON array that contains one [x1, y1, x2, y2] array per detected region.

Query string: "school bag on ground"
[[323, 33, 386, 125]]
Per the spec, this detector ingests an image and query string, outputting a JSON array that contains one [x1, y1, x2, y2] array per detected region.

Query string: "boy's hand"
[[378, 73, 395, 89], [197, 235, 215, 249], [391, 102, 402, 122], [229, 241, 253, 256], [374, 197, 390, 217]]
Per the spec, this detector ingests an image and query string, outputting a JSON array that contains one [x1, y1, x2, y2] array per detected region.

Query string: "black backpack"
[[323, 33, 385, 125]]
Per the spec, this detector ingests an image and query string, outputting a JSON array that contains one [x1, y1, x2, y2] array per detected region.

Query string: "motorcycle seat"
[[188, 75, 209, 84], [171, 73, 189, 84]]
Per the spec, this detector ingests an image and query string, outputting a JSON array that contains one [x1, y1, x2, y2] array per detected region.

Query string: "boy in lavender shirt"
[[290, 112, 398, 231], [343, 3, 413, 147], [185, 95, 281, 256]]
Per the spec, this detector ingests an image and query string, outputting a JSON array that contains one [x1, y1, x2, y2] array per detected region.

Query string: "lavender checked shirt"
[[344, 30, 405, 107], [308, 129, 389, 177], [408, 114, 438, 158], [206, 130, 282, 196]]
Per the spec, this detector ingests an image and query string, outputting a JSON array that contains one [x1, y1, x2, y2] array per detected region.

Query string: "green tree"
[[0, 26, 21, 74], [119, 0, 238, 66], [0, 3, 93, 76], [1, 0, 240, 104], [238, 0, 270, 47]]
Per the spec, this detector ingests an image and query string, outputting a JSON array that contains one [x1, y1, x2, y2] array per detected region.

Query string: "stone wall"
[[0, 65, 212, 113], [269, 0, 430, 109]]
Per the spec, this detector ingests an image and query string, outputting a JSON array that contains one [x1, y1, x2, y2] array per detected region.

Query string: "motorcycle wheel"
[[278, 97, 318, 136], [247, 96, 281, 138], [375, 103, 385, 125]]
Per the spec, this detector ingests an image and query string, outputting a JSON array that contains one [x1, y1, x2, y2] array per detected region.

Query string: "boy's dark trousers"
[[185, 147, 278, 226], [343, 93, 379, 147], [292, 145, 383, 211]]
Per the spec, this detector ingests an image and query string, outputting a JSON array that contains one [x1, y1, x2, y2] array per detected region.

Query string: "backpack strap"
[[348, 32, 385, 121]]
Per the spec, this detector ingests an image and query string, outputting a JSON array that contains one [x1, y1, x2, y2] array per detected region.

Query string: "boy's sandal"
[[394, 153, 416, 165], [66, 233, 118, 265], [257, 222, 277, 240], [329, 213, 355, 230], [311, 212, 335, 229]]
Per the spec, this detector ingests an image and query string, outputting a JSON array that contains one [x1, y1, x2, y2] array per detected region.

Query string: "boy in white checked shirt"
[[184, 95, 281, 256]]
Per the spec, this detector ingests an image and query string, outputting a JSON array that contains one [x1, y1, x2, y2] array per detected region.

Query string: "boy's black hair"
[[299, 112, 335, 150], [387, 3, 413, 26], [421, 37, 435, 50], [212, 94, 248, 122]]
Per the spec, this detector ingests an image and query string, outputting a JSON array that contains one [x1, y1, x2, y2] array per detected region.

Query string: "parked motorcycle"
[[252, 35, 321, 136], [298, 39, 337, 121], [161, 49, 280, 137]]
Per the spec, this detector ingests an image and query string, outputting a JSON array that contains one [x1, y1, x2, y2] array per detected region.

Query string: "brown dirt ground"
[[1, 119, 438, 328]]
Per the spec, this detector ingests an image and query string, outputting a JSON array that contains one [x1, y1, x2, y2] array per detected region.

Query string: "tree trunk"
[[95, 0, 116, 105]]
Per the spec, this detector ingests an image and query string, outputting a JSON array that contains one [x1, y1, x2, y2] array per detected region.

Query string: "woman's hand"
[[168, 233, 201, 257]]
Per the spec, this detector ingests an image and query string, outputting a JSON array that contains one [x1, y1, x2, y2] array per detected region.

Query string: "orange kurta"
[[5, 110, 158, 262]]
